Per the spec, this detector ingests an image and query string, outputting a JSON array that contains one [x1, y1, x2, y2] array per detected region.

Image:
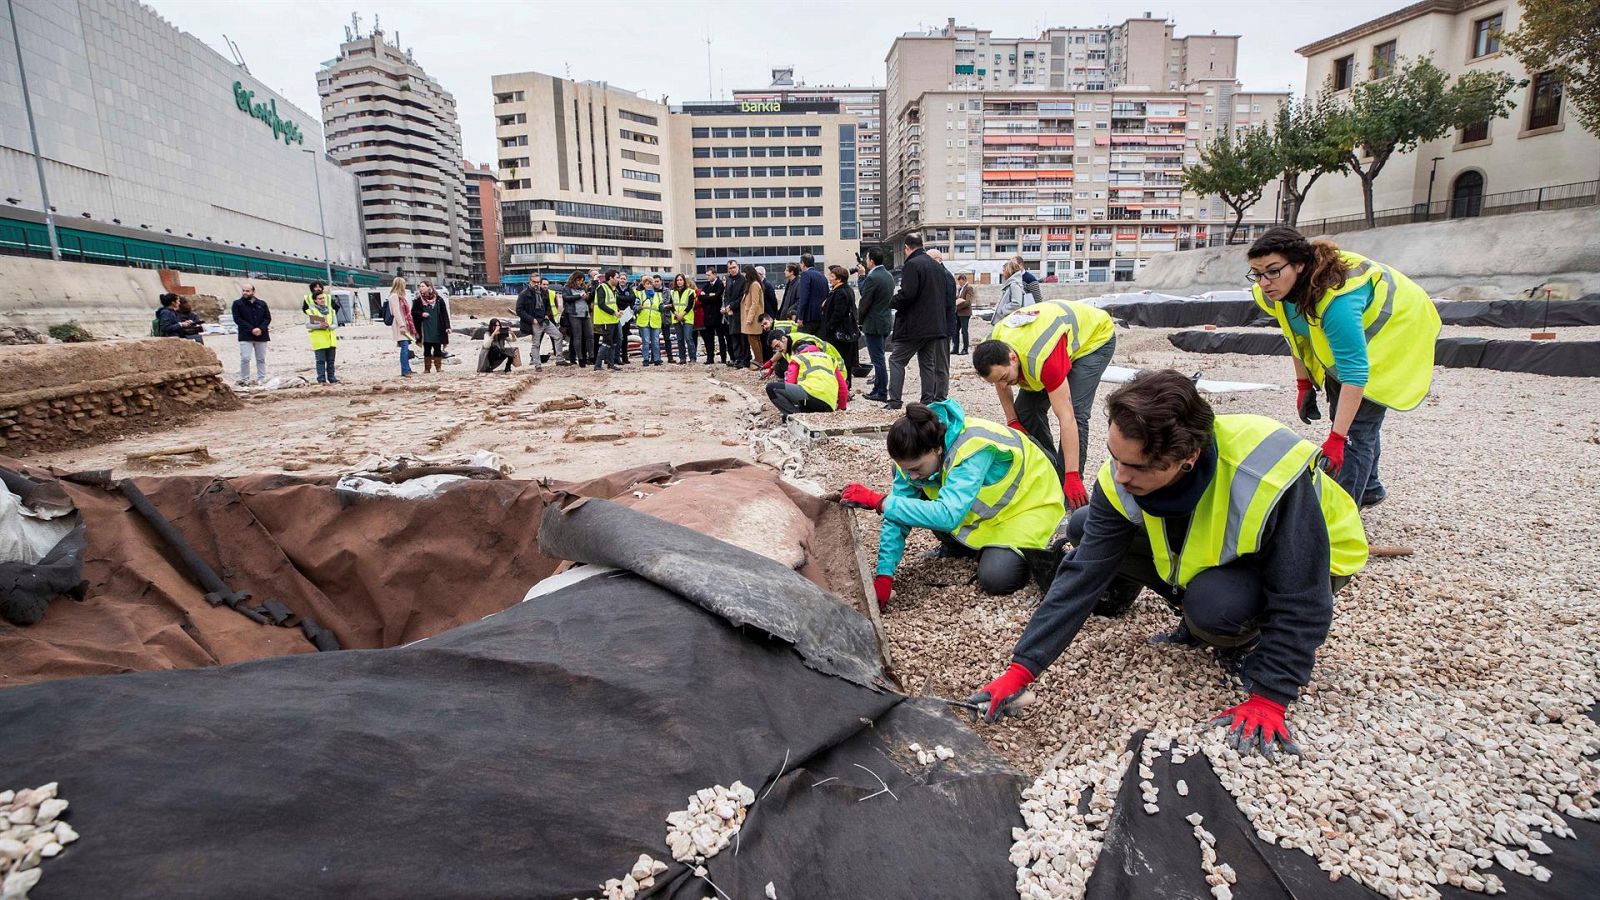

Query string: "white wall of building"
[[0, 0, 364, 265]]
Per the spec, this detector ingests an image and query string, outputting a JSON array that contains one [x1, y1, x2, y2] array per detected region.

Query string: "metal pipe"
[[7, 0, 60, 261], [304, 148, 333, 284]]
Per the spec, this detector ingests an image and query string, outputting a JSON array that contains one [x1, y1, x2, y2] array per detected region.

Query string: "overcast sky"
[[148, 0, 1401, 163]]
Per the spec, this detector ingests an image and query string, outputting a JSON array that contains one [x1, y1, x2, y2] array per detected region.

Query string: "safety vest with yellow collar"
[[989, 301, 1116, 392], [1252, 251, 1440, 411], [785, 330, 844, 371], [1096, 414, 1368, 590], [900, 417, 1065, 550], [543, 288, 561, 319], [791, 348, 843, 410], [304, 295, 337, 350], [636, 292, 665, 329], [672, 288, 697, 325], [592, 283, 620, 326]]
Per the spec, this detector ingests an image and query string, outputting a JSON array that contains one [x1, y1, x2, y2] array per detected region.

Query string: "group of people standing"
[[840, 225, 1440, 760]]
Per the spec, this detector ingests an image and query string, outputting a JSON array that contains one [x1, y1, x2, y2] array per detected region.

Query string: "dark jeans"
[[1013, 336, 1116, 478], [766, 381, 832, 417], [619, 322, 633, 362], [565, 316, 592, 366], [834, 339, 857, 387], [421, 341, 444, 358], [932, 532, 1058, 595], [698, 326, 717, 363], [863, 333, 888, 397], [952, 316, 971, 354], [593, 324, 619, 369], [1324, 375, 1388, 506], [887, 336, 948, 403], [1064, 506, 1350, 647], [313, 347, 337, 383]]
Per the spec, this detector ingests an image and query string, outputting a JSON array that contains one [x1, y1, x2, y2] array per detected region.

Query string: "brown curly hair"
[[1247, 226, 1349, 323], [1105, 370, 1215, 466]]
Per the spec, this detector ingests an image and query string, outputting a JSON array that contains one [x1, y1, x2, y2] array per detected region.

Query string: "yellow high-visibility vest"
[[900, 417, 1065, 550], [592, 283, 619, 326], [636, 293, 664, 330], [672, 288, 697, 326], [990, 301, 1116, 392], [1097, 413, 1368, 589], [304, 295, 337, 350], [792, 349, 842, 410], [1253, 251, 1440, 410]]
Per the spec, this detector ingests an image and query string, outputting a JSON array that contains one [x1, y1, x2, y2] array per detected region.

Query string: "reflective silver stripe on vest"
[[1024, 318, 1069, 383], [1217, 427, 1304, 567], [946, 425, 1026, 543], [1363, 265, 1398, 341], [1054, 302, 1083, 355]]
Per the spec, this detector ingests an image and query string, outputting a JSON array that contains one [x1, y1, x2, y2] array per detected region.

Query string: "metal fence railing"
[[1297, 180, 1598, 237]]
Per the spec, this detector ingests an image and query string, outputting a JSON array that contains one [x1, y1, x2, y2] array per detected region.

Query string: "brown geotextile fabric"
[[0, 456, 864, 689]]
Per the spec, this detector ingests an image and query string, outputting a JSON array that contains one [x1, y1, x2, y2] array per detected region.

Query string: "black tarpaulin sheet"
[[0, 465, 85, 626], [1167, 331, 1600, 377], [1436, 298, 1600, 328], [539, 495, 888, 688], [0, 568, 1023, 899], [1103, 300, 1272, 329], [1085, 732, 1600, 900]]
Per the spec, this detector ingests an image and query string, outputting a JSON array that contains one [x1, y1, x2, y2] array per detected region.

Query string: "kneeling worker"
[[841, 399, 1066, 610], [968, 370, 1368, 756], [972, 300, 1117, 512], [765, 334, 846, 419]]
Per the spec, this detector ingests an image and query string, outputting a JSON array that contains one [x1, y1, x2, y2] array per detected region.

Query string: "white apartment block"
[[1296, 0, 1600, 225], [885, 15, 1286, 282], [319, 24, 470, 282]]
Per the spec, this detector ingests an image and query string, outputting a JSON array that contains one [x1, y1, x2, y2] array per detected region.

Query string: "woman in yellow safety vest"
[[968, 370, 1367, 759], [1247, 226, 1441, 509], [840, 398, 1067, 608], [303, 281, 339, 384], [590, 270, 621, 371], [670, 274, 698, 365], [763, 334, 845, 422], [972, 298, 1118, 510], [635, 278, 666, 366]]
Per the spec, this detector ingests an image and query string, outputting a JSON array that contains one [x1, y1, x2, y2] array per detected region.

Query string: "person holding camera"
[[477, 318, 520, 373]]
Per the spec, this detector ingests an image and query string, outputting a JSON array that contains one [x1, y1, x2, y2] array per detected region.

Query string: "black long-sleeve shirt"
[[1012, 471, 1334, 705]]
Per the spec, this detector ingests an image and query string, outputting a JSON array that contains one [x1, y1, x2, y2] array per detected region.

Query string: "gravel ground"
[[797, 319, 1600, 899]]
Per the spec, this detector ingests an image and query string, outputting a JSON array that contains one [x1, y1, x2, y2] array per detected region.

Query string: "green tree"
[[1272, 92, 1345, 226], [1502, 0, 1600, 136], [1182, 125, 1278, 244], [1330, 55, 1520, 227]]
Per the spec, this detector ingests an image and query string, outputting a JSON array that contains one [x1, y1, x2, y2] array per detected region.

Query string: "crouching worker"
[[967, 370, 1368, 757], [765, 334, 846, 419], [841, 399, 1066, 610]]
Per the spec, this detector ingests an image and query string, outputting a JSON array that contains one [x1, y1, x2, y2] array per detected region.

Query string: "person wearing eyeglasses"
[[967, 370, 1368, 757], [1246, 227, 1441, 510]]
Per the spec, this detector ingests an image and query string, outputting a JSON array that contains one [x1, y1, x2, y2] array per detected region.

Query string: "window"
[[1527, 71, 1563, 130], [692, 127, 710, 138], [618, 109, 658, 126], [624, 189, 661, 202], [1371, 40, 1396, 79], [1332, 55, 1355, 91], [1461, 119, 1490, 143], [622, 168, 660, 183], [1472, 13, 1502, 59]]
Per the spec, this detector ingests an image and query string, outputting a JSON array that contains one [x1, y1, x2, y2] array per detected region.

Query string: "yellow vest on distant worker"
[[903, 417, 1065, 550], [792, 348, 842, 409], [592, 283, 619, 326], [786, 330, 844, 371], [672, 288, 697, 326], [1097, 414, 1368, 589], [1252, 251, 1440, 411], [304, 295, 337, 350], [990, 301, 1115, 392], [544, 288, 561, 319], [636, 292, 664, 330]]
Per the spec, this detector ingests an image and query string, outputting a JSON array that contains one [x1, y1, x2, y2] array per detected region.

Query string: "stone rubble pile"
[[1, 783, 78, 900]]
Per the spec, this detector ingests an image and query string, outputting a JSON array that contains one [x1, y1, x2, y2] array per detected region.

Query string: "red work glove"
[[1319, 431, 1347, 475], [873, 575, 893, 610], [1210, 694, 1300, 758], [966, 663, 1035, 724], [1295, 378, 1322, 424], [1006, 419, 1024, 432], [840, 483, 886, 513], [1063, 471, 1089, 509]]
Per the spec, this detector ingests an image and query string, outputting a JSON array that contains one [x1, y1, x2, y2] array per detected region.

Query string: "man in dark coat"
[[231, 283, 271, 384], [928, 247, 957, 398], [883, 233, 949, 409], [858, 247, 895, 401], [794, 253, 829, 335], [722, 260, 748, 368], [701, 267, 726, 365]]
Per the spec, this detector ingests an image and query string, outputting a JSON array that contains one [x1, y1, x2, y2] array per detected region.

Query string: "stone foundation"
[[0, 339, 240, 454]]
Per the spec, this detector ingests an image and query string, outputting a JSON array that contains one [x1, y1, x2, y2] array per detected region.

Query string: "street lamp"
[[302, 148, 334, 285], [1423, 156, 1446, 222], [7, 0, 60, 261]]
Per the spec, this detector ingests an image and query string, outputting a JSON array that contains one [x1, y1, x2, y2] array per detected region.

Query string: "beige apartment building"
[[885, 16, 1286, 282], [491, 73, 678, 276], [1296, 0, 1600, 225], [318, 25, 469, 282], [669, 101, 858, 276], [733, 69, 883, 249]]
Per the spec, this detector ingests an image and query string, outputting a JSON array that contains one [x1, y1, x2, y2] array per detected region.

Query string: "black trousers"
[[422, 341, 444, 358], [698, 327, 717, 363], [766, 381, 832, 417], [932, 532, 1060, 596], [887, 336, 948, 403], [1064, 507, 1349, 647]]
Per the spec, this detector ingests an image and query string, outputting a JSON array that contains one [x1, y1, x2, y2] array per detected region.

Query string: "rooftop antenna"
[[373, 13, 381, 34], [351, 12, 361, 37], [222, 33, 249, 72], [705, 32, 714, 98]]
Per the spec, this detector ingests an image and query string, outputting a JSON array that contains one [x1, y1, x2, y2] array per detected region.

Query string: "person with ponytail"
[[1246, 226, 1440, 509], [839, 399, 1066, 609], [966, 370, 1368, 758]]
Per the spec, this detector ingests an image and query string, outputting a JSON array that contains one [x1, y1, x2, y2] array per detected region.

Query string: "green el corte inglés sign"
[[233, 81, 305, 146]]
